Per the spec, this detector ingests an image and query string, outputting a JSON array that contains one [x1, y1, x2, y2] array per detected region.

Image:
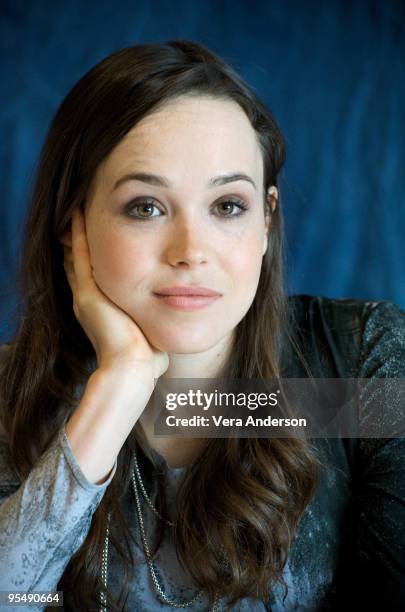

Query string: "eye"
[[123, 197, 249, 221], [214, 199, 249, 218], [124, 199, 163, 219]]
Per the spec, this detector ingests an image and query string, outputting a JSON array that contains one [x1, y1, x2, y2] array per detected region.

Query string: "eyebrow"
[[111, 171, 257, 192]]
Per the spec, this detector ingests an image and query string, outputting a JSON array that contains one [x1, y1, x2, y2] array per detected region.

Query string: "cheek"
[[225, 232, 263, 290], [89, 230, 153, 296]]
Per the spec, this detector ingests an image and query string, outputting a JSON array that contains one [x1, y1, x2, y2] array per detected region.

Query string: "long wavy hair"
[[0, 40, 321, 610]]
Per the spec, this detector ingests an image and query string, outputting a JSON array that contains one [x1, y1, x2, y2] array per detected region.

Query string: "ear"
[[262, 186, 278, 256]]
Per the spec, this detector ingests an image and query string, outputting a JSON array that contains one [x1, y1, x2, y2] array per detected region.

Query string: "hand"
[[60, 206, 169, 378]]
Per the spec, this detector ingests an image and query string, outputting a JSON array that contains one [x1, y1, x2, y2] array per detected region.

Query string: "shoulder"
[[286, 294, 405, 377], [287, 293, 403, 333]]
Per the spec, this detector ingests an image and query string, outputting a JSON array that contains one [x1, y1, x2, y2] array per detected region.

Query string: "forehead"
[[98, 96, 264, 189]]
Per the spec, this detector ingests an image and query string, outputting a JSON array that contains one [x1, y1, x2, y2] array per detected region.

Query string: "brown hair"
[[0, 40, 321, 610]]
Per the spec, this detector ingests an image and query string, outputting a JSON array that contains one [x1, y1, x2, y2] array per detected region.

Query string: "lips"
[[153, 286, 221, 297], [152, 286, 222, 311]]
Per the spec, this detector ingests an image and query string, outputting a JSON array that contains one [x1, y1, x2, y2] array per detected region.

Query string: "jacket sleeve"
[[0, 422, 116, 596], [350, 301, 405, 608]]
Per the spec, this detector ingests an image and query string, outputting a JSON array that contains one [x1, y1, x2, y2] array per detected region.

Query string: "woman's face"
[[84, 95, 276, 354]]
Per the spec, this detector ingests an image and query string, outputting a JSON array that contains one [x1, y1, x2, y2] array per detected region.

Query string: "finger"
[[70, 207, 94, 289]]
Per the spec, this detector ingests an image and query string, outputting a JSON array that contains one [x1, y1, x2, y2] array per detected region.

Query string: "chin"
[[141, 324, 224, 355]]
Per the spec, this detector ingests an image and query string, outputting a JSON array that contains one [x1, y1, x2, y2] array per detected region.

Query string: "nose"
[[165, 218, 208, 268]]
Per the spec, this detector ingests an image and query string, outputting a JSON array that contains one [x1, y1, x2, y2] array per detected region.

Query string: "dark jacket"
[[273, 295, 405, 610]]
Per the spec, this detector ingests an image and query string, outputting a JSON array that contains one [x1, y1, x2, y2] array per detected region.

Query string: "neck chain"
[[100, 449, 222, 611]]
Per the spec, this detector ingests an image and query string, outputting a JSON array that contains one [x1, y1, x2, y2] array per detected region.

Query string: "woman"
[[0, 40, 404, 611]]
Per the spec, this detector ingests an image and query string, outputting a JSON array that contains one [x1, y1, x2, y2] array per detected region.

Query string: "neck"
[[137, 332, 234, 462]]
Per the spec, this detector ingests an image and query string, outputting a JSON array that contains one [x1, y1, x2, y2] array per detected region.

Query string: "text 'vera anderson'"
[[165, 415, 307, 428]]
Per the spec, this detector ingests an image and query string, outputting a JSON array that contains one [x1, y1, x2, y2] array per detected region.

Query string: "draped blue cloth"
[[1, 0, 404, 341]]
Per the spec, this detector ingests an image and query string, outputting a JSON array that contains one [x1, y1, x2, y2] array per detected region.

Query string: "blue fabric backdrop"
[[1, 0, 404, 342]]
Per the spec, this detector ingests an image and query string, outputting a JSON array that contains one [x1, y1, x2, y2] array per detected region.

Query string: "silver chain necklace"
[[100, 449, 222, 611]]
